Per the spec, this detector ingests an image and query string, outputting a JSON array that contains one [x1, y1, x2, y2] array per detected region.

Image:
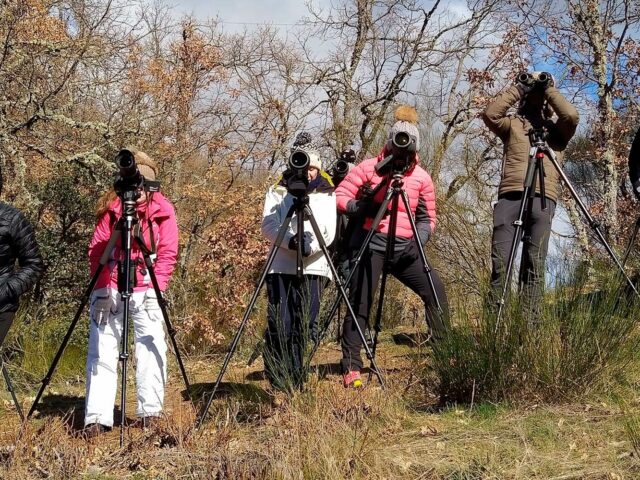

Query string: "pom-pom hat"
[[389, 105, 420, 150], [128, 149, 158, 181]]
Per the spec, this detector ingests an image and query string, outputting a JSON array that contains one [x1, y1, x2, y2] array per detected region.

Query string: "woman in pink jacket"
[[83, 150, 178, 437], [336, 106, 448, 388]]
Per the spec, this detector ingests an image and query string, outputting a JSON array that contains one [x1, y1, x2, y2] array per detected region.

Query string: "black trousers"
[[264, 274, 322, 390], [341, 243, 449, 372], [0, 312, 15, 348], [490, 193, 556, 320]]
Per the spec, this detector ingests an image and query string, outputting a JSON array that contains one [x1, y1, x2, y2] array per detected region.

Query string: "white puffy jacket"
[[261, 176, 336, 280]]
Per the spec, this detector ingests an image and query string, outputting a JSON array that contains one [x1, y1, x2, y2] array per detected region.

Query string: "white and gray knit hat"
[[389, 105, 420, 150], [292, 131, 323, 170]]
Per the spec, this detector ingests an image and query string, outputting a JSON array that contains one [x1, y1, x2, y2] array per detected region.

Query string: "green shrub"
[[433, 272, 640, 404]]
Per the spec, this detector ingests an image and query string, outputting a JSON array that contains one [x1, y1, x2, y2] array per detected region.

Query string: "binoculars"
[[517, 71, 553, 88]]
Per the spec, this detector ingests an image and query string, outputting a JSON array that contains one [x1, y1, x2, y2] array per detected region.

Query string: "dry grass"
[[0, 328, 639, 479]]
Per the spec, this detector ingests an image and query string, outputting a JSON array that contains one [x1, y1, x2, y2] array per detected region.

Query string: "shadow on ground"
[[186, 382, 270, 405]]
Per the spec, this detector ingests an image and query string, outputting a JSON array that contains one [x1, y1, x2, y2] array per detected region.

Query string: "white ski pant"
[[84, 287, 167, 427]]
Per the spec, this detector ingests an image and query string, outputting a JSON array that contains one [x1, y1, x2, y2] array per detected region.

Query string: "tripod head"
[[528, 127, 549, 146]]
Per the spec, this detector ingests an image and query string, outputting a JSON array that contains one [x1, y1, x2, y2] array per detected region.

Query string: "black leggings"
[[341, 243, 449, 372], [0, 312, 15, 348]]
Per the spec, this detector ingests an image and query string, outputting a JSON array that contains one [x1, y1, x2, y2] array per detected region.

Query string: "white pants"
[[84, 287, 168, 427]]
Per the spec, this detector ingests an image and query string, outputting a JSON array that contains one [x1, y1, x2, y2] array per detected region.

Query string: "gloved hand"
[[516, 72, 535, 96], [347, 183, 372, 216], [288, 231, 313, 257], [340, 148, 357, 163], [633, 179, 640, 201], [346, 198, 386, 218]]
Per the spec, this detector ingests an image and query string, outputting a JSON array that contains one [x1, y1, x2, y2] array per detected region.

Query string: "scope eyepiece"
[[392, 131, 412, 149], [289, 150, 310, 171], [334, 159, 349, 175], [116, 149, 137, 177]]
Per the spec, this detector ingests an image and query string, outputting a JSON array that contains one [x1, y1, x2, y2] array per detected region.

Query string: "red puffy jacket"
[[335, 152, 437, 240]]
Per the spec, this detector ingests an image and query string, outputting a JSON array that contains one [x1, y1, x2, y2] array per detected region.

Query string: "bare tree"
[[504, 0, 640, 249]]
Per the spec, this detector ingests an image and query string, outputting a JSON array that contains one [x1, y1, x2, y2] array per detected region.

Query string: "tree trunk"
[[585, 0, 618, 242]]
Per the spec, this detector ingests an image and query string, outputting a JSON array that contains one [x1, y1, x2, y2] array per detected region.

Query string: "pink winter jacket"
[[88, 192, 179, 292], [335, 152, 437, 240]]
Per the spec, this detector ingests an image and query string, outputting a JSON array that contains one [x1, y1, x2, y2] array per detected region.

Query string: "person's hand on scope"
[[346, 183, 384, 218], [516, 72, 536, 96], [288, 231, 313, 257]]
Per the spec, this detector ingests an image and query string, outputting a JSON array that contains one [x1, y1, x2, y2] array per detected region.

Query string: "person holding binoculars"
[[260, 132, 336, 392], [482, 71, 579, 321]]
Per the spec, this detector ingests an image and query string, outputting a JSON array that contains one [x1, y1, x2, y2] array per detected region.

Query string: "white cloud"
[[171, 0, 312, 28]]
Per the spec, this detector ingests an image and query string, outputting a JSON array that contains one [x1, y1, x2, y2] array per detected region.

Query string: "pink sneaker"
[[342, 370, 363, 388]]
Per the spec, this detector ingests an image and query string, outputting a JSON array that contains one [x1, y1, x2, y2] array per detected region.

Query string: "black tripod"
[[496, 128, 639, 329], [195, 188, 384, 429], [28, 190, 191, 447], [622, 216, 640, 269], [307, 170, 446, 380], [1, 356, 24, 421]]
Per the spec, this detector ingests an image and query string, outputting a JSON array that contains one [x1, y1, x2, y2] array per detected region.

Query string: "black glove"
[[633, 179, 640, 201], [340, 148, 356, 163], [288, 232, 313, 257], [346, 198, 386, 218]]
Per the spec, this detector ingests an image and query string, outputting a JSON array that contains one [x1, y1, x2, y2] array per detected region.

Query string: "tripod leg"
[[494, 150, 541, 331], [547, 148, 639, 296], [195, 205, 297, 429], [308, 186, 396, 363], [29, 225, 121, 419], [119, 220, 137, 447], [305, 206, 386, 388], [29, 272, 119, 420], [250, 273, 337, 368], [139, 252, 192, 400], [29, 297, 91, 419], [367, 266, 389, 382], [2, 361, 24, 422], [399, 190, 445, 316], [622, 217, 640, 269], [367, 194, 399, 381]]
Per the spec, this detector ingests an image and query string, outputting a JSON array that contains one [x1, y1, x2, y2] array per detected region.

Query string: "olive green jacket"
[[482, 86, 579, 201]]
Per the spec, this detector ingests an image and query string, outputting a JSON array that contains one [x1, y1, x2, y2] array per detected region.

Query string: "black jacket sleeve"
[[629, 127, 640, 194], [0, 211, 43, 305]]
